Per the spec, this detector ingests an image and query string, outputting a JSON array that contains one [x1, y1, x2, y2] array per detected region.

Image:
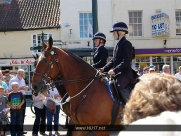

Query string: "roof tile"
[[0, 0, 60, 31]]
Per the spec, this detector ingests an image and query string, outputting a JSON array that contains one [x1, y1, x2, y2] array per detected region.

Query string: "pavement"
[[5, 99, 120, 136]]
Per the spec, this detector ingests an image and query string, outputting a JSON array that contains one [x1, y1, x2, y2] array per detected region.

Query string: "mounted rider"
[[99, 21, 136, 103], [92, 32, 108, 69]]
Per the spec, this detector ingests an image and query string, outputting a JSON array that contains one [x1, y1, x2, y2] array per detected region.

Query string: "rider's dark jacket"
[[103, 37, 134, 81], [92, 45, 108, 69]]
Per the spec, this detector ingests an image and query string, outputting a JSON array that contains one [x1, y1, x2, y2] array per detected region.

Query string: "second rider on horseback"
[[99, 21, 136, 104]]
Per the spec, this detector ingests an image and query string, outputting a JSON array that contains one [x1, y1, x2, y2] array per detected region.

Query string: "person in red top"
[[8, 82, 24, 136]]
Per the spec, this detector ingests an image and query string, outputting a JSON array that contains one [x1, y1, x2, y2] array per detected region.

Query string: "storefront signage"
[[151, 12, 170, 36], [136, 48, 181, 55], [0, 58, 34, 66]]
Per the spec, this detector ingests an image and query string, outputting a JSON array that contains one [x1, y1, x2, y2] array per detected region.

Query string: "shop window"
[[31, 33, 53, 55], [1, 66, 13, 70], [176, 10, 181, 35], [79, 13, 93, 38], [152, 56, 164, 62], [128, 11, 143, 37], [135, 57, 150, 70]]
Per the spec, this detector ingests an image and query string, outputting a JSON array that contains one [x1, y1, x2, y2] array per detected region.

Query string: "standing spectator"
[[7, 82, 24, 136], [149, 67, 155, 73], [142, 67, 149, 75], [45, 87, 61, 136], [0, 78, 8, 97], [175, 66, 181, 81], [0, 70, 4, 81], [10, 71, 17, 77], [3, 69, 14, 86], [9, 69, 29, 135], [119, 73, 181, 136], [162, 64, 170, 74], [0, 86, 8, 136], [32, 93, 46, 136]]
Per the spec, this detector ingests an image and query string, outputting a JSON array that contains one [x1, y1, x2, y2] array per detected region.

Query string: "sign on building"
[[151, 12, 170, 36], [0, 58, 34, 66]]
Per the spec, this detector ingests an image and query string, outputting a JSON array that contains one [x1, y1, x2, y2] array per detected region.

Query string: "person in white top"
[[162, 64, 170, 74], [175, 66, 181, 81], [8, 69, 29, 134], [32, 93, 46, 136], [45, 87, 61, 136]]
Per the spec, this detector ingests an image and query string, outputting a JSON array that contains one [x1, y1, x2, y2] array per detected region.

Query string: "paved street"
[[5, 99, 120, 136]]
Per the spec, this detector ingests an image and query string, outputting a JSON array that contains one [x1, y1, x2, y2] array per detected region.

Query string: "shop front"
[[0, 58, 35, 95], [134, 48, 181, 74]]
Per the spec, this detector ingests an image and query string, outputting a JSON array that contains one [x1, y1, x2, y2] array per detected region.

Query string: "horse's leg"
[[94, 131, 109, 136], [72, 131, 88, 136], [66, 117, 74, 136]]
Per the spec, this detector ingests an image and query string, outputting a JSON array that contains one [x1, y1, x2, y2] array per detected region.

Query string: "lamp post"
[[41, 31, 44, 41], [92, 0, 98, 52]]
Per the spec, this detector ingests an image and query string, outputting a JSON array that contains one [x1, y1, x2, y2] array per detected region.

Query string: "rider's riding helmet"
[[110, 21, 128, 34], [92, 32, 106, 43]]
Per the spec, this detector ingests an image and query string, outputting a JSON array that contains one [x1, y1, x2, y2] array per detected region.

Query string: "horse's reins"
[[34, 47, 97, 86], [33, 47, 100, 104]]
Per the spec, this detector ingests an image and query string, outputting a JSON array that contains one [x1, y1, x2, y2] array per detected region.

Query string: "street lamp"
[[41, 31, 44, 41]]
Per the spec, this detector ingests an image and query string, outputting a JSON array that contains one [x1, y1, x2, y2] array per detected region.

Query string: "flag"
[[88, 22, 93, 37]]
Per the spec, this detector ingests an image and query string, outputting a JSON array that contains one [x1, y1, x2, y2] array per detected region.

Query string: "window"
[[79, 13, 93, 38], [129, 11, 143, 37], [31, 33, 52, 55], [176, 11, 181, 35]]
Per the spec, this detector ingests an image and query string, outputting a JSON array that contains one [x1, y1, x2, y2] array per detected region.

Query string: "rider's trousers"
[[115, 75, 130, 91]]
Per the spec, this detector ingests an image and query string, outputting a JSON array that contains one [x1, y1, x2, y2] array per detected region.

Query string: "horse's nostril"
[[33, 91, 38, 96], [33, 85, 38, 90]]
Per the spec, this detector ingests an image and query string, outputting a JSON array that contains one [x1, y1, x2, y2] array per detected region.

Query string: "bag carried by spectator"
[[46, 99, 56, 114]]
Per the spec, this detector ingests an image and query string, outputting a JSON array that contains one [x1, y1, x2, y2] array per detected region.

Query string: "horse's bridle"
[[33, 47, 99, 89], [33, 47, 62, 88]]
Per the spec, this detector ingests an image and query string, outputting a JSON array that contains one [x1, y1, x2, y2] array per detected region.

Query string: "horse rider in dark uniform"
[[92, 32, 108, 69], [99, 21, 135, 98]]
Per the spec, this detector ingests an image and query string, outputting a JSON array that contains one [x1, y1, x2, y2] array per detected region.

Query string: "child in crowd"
[[0, 86, 8, 136], [7, 82, 24, 136]]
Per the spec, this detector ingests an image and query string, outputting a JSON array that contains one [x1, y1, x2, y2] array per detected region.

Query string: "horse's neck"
[[58, 50, 96, 97]]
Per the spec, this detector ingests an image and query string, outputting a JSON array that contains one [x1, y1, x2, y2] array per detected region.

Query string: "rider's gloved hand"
[[99, 68, 104, 73], [108, 70, 115, 76]]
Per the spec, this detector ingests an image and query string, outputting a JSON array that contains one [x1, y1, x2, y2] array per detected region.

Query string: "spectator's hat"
[[149, 67, 155, 71], [143, 67, 149, 71], [149, 65, 155, 69]]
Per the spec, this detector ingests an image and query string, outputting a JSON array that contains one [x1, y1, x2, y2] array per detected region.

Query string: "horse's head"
[[32, 36, 60, 95]]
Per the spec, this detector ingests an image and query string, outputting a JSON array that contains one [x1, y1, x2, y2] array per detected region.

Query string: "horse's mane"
[[62, 49, 95, 70]]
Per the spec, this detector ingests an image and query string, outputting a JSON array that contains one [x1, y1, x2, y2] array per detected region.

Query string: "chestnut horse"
[[32, 37, 124, 136]]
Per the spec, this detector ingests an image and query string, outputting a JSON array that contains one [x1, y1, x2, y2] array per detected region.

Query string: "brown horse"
[[32, 37, 124, 136]]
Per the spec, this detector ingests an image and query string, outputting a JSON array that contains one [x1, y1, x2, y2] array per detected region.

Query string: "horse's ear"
[[42, 41, 47, 50], [48, 36, 53, 48], [32, 55, 36, 60], [36, 53, 39, 59]]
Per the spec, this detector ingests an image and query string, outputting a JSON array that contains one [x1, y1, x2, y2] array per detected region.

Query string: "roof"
[[0, 0, 60, 31]]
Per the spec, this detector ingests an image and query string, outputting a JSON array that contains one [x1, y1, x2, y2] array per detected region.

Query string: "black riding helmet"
[[92, 32, 106, 43], [110, 21, 128, 40]]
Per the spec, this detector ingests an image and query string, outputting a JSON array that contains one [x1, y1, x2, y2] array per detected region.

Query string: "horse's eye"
[[42, 59, 47, 63]]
